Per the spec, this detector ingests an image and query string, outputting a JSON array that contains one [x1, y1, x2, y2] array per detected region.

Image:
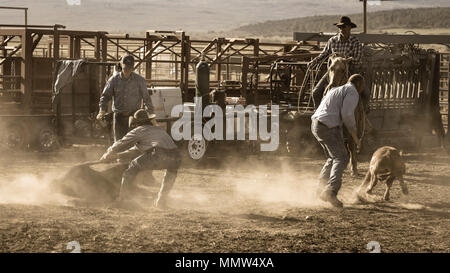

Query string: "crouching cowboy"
[[99, 109, 181, 208]]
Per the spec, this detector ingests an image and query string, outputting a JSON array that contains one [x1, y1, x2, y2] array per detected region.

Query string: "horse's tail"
[[355, 101, 366, 140]]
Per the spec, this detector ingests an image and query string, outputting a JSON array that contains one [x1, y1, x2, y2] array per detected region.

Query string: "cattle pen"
[[0, 4, 450, 255], [0, 23, 449, 160]]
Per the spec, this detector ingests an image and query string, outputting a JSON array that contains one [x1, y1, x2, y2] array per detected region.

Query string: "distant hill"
[[1, 1, 450, 33], [233, 8, 450, 37]]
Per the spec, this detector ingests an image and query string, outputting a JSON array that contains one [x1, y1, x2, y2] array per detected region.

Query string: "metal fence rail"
[[440, 53, 449, 133]]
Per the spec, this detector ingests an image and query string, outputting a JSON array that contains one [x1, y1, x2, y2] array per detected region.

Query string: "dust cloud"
[[168, 157, 333, 214], [0, 141, 106, 206], [0, 150, 349, 212], [0, 171, 69, 205], [232, 171, 321, 207]]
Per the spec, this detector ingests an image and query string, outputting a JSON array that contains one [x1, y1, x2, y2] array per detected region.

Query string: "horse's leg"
[[436, 126, 446, 150], [343, 129, 358, 177], [431, 108, 446, 149], [439, 134, 445, 149], [349, 139, 358, 176]]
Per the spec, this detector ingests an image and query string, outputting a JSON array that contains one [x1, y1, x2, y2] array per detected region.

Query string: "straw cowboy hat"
[[334, 16, 357, 28]]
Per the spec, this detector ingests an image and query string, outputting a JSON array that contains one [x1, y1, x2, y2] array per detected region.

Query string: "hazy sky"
[[0, 0, 449, 32]]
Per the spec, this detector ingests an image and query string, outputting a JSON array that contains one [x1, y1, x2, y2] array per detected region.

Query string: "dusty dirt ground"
[[0, 146, 449, 253]]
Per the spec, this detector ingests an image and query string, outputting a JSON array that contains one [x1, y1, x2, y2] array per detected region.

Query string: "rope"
[[296, 57, 327, 115]]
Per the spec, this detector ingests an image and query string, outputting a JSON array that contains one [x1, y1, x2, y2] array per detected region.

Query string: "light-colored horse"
[[325, 53, 366, 176], [324, 54, 352, 95]]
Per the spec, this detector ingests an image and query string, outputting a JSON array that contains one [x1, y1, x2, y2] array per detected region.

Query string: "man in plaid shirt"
[[308, 16, 363, 109]]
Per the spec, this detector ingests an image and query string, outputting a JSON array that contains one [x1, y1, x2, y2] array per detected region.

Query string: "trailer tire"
[[36, 126, 60, 152], [187, 135, 208, 160], [2, 123, 29, 150], [179, 134, 210, 166]]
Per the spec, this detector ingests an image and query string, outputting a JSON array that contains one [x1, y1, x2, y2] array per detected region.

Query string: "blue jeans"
[[113, 113, 132, 142], [120, 147, 181, 200], [311, 119, 349, 196], [312, 71, 329, 110]]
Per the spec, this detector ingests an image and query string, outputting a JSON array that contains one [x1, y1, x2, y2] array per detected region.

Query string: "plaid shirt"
[[312, 34, 362, 66], [99, 72, 154, 115]]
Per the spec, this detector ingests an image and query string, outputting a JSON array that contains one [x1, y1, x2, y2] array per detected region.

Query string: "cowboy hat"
[[129, 109, 156, 127], [334, 16, 357, 28]]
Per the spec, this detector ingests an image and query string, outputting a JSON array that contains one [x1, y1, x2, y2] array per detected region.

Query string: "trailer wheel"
[[187, 135, 208, 161], [3, 123, 29, 150], [37, 126, 59, 152]]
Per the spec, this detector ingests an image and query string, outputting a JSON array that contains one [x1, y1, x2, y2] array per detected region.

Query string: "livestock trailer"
[[0, 26, 183, 151]]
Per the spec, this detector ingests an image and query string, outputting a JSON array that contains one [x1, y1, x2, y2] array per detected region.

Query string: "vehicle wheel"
[[36, 126, 60, 152], [3, 123, 29, 150], [186, 135, 208, 161]]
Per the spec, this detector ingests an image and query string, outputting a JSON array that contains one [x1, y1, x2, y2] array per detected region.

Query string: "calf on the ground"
[[358, 146, 408, 201]]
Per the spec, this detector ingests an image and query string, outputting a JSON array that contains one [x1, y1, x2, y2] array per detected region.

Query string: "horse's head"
[[325, 54, 352, 93], [328, 54, 352, 72]]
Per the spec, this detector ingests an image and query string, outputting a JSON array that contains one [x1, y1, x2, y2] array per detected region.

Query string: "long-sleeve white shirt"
[[311, 82, 360, 132]]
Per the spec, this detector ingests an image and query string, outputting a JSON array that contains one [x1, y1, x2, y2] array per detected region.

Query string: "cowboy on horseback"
[[307, 16, 363, 109]]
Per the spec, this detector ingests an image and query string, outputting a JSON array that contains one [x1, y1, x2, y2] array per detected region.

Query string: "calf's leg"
[[358, 170, 371, 194], [366, 171, 378, 194], [383, 176, 395, 201], [399, 176, 408, 195]]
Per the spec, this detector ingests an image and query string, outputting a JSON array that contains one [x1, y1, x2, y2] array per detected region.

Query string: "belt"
[[319, 121, 329, 128], [316, 120, 342, 130], [147, 146, 180, 154], [313, 119, 327, 127], [314, 119, 339, 129], [115, 111, 134, 117]]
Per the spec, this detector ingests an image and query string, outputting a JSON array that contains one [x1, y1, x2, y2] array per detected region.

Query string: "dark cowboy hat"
[[334, 16, 357, 28], [129, 109, 156, 127]]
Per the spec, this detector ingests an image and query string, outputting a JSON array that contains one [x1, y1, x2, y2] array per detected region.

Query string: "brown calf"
[[358, 146, 408, 201]]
